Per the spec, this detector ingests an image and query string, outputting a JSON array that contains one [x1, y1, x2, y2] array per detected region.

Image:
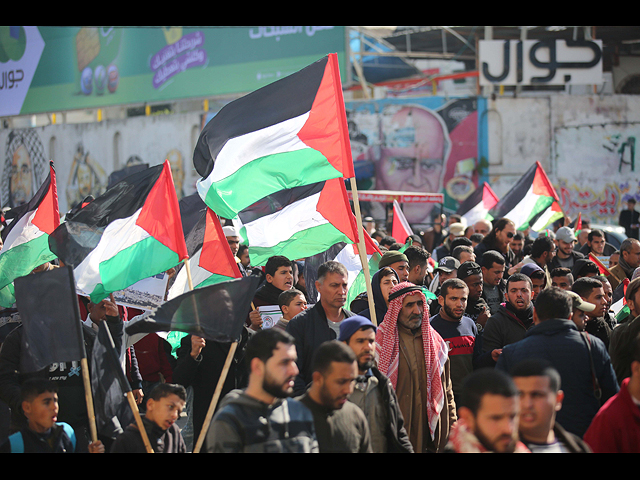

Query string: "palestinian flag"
[[49, 160, 188, 303], [167, 208, 242, 300], [530, 200, 564, 232], [588, 253, 611, 277], [488, 161, 560, 231], [303, 227, 382, 306], [457, 182, 499, 226], [0, 162, 60, 308], [392, 200, 413, 244], [194, 53, 354, 220], [232, 177, 359, 267]]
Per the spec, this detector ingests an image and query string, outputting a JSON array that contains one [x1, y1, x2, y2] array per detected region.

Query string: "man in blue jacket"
[[496, 286, 619, 438]]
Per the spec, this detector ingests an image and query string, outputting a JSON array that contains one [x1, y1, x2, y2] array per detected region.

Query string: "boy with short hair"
[[0, 378, 104, 453], [110, 383, 187, 453], [274, 288, 308, 331]]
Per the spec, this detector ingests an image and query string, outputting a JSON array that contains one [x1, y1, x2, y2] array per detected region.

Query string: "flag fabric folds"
[[126, 276, 261, 343], [0, 162, 60, 308], [457, 182, 499, 226], [168, 208, 242, 300], [194, 53, 354, 221], [233, 177, 359, 267], [488, 161, 560, 231], [91, 321, 135, 440], [392, 200, 413, 244], [14, 265, 85, 373], [49, 160, 188, 303]]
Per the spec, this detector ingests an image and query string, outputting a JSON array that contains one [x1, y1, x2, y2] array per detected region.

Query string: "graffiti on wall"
[[1, 120, 196, 215], [555, 122, 640, 224], [345, 97, 485, 226]]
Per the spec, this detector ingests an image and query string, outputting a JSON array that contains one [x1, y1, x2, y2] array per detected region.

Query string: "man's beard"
[[262, 374, 294, 399], [474, 426, 517, 453]]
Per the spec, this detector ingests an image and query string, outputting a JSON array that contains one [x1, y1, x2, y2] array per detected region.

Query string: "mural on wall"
[[65, 143, 107, 208], [346, 96, 486, 226], [0, 113, 199, 215], [555, 122, 640, 224], [1, 129, 48, 210]]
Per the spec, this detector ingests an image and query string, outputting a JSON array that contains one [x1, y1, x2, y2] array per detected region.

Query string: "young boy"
[[0, 378, 104, 453], [274, 289, 308, 331], [110, 383, 187, 453]]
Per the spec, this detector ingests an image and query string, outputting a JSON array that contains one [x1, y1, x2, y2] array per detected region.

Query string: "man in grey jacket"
[[204, 328, 318, 453]]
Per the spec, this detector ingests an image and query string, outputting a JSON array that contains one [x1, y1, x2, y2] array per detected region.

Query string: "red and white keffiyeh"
[[375, 282, 449, 439]]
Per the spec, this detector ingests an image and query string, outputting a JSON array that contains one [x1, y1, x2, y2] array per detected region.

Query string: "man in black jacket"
[[286, 261, 355, 396], [339, 315, 413, 453]]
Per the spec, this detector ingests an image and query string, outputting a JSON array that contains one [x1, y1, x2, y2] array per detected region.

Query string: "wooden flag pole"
[[80, 357, 99, 444], [193, 340, 238, 453], [125, 391, 154, 453], [349, 177, 378, 326]]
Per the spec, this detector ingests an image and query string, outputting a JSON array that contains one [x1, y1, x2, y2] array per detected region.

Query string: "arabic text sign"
[[479, 39, 603, 86]]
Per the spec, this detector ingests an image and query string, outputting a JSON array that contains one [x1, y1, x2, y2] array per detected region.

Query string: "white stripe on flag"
[[1, 210, 45, 252], [199, 112, 311, 188], [504, 184, 539, 228], [74, 209, 150, 294], [235, 192, 328, 249]]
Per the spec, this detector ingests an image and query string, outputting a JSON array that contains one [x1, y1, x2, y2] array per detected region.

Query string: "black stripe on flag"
[[236, 181, 325, 225], [456, 184, 484, 216], [125, 275, 261, 343], [1, 167, 51, 243], [193, 56, 329, 178], [48, 164, 164, 268], [489, 162, 537, 219]]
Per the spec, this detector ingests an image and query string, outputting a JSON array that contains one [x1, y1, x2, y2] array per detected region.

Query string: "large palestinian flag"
[[193, 53, 354, 221], [0, 162, 60, 308], [488, 161, 560, 230], [49, 160, 188, 303], [457, 182, 499, 226], [167, 207, 242, 300], [232, 177, 359, 267]]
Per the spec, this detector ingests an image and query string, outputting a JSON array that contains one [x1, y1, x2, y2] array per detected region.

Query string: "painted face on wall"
[[375, 106, 449, 224], [10, 144, 32, 206]]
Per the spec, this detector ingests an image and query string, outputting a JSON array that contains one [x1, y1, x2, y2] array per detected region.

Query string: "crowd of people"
[[1, 204, 640, 454]]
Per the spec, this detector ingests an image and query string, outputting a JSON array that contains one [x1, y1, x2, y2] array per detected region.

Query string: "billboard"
[[0, 26, 346, 117]]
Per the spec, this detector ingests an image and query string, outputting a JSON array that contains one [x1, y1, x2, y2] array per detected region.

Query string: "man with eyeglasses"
[[338, 316, 414, 453]]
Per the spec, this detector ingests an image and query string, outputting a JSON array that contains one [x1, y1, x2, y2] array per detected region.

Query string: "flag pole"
[[349, 177, 378, 326], [192, 340, 238, 453]]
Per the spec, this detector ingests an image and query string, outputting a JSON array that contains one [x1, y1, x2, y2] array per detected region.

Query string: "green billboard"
[[0, 26, 347, 117]]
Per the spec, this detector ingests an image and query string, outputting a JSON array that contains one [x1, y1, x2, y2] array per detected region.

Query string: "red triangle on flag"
[[316, 177, 359, 245], [297, 53, 355, 179], [32, 162, 60, 235], [199, 208, 242, 279], [392, 200, 413, 243], [136, 159, 188, 261]]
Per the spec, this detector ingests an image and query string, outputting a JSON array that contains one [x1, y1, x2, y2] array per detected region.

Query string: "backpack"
[[8, 422, 76, 453]]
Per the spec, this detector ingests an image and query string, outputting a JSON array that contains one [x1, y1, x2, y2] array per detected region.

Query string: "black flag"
[[91, 321, 135, 440], [125, 276, 261, 343], [14, 265, 85, 373]]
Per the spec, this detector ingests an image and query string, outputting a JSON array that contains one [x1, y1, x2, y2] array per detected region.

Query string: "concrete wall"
[[487, 94, 640, 225]]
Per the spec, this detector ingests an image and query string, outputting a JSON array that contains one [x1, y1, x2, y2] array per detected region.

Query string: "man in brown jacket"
[[608, 238, 640, 290], [375, 282, 457, 453]]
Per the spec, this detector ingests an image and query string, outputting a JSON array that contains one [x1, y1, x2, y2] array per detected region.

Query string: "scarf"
[[618, 255, 636, 279], [375, 282, 449, 439]]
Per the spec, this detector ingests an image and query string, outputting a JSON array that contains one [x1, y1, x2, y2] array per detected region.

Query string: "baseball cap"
[[555, 226, 576, 243], [457, 261, 482, 280], [449, 223, 466, 237], [567, 291, 596, 313], [436, 256, 460, 273], [520, 263, 543, 277]]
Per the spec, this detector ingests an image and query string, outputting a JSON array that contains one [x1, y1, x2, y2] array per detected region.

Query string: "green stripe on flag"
[[245, 222, 352, 267], [201, 149, 342, 219], [89, 236, 181, 303], [0, 234, 57, 291]]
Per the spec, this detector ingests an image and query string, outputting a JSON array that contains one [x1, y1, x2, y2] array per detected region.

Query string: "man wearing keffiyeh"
[[375, 281, 457, 453]]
